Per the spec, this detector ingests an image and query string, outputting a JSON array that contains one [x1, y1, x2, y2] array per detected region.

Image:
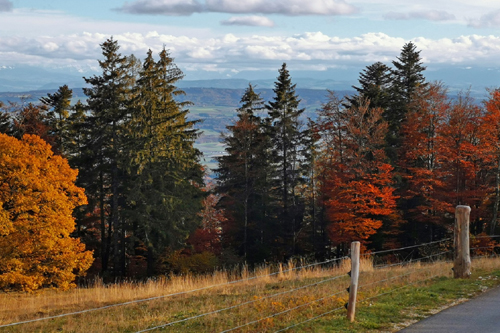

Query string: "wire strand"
[[359, 273, 442, 304], [273, 305, 345, 333], [372, 250, 452, 269], [362, 238, 451, 257], [219, 289, 347, 333], [359, 272, 413, 289], [135, 273, 348, 332], [0, 256, 349, 329], [273, 269, 446, 332]]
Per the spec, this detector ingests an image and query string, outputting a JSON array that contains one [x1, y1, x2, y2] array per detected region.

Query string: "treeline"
[[1, 39, 499, 282], [215, 42, 500, 262]]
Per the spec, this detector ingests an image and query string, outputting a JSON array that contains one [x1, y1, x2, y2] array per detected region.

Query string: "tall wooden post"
[[347, 241, 360, 322], [454, 205, 471, 279]]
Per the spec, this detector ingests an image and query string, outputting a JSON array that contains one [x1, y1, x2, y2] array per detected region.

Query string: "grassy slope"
[[1, 258, 499, 332]]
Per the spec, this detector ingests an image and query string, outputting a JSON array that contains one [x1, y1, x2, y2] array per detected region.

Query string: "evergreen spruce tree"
[[392, 42, 427, 104], [346, 62, 392, 110], [83, 37, 134, 276], [386, 42, 427, 162], [40, 85, 73, 155], [266, 63, 307, 259], [298, 118, 321, 257], [126, 48, 204, 275], [0, 102, 12, 135], [65, 101, 95, 244], [216, 84, 271, 262]]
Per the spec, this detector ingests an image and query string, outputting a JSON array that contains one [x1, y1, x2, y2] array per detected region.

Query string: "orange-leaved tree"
[[438, 92, 491, 234], [0, 133, 93, 291], [482, 89, 500, 234], [319, 96, 397, 253], [398, 83, 452, 242]]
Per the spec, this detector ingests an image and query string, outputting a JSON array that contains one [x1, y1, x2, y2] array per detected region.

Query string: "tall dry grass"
[[0, 256, 498, 332], [0, 259, 348, 324]]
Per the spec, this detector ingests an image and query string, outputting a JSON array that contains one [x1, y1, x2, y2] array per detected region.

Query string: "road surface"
[[399, 286, 500, 332]]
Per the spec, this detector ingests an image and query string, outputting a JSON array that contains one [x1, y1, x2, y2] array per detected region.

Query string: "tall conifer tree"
[[386, 42, 427, 162], [0, 102, 12, 135], [40, 85, 73, 155], [216, 84, 271, 262], [83, 37, 134, 276], [266, 63, 307, 259], [126, 48, 204, 275], [347, 62, 392, 110]]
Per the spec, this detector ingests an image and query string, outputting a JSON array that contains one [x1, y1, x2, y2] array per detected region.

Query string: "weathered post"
[[454, 205, 471, 279], [347, 241, 360, 322]]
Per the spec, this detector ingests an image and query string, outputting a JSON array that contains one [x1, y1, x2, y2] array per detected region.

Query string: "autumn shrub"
[[0, 134, 93, 291], [158, 249, 218, 275], [471, 233, 498, 256]]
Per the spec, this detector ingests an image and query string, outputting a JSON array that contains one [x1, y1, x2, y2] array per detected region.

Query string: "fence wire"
[[361, 238, 452, 257], [135, 273, 348, 332], [219, 289, 347, 333], [272, 305, 345, 333], [272, 267, 445, 332], [0, 256, 349, 329], [373, 250, 453, 269]]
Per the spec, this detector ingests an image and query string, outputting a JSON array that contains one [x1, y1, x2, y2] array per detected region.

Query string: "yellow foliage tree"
[[0, 133, 93, 291]]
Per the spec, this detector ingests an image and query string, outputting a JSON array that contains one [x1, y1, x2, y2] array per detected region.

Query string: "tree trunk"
[[491, 156, 500, 235], [99, 168, 109, 274]]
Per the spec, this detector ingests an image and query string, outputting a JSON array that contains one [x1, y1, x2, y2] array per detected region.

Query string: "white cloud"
[[0, 8, 212, 39], [116, 0, 203, 15], [0, 0, 12, 12], [384, 10, 455, 21], [115, 0, 358, 16], [206, 0, 358, 15], [468, 9, 500, 28], [221, 16, 274, 27], [2, 31, 500, 74]]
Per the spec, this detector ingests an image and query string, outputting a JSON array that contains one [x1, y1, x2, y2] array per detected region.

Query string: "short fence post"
[[347, 241, 360, 322], [454, 205, 471, 279]]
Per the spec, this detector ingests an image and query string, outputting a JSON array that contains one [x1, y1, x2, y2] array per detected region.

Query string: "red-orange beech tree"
[[0, 133, 93, 291], [398, 84, 453, 240], [318, 97, 397, 252], [482, 90, 500, 234], [438, 92, 491, 233]]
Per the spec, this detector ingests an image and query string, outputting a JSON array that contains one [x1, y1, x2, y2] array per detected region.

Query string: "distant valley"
[[0, 86, 348, 172]]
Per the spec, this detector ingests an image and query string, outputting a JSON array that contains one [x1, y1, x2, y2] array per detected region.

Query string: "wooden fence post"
[[454, 205, 471, 279], [347, 241, 360, 322]]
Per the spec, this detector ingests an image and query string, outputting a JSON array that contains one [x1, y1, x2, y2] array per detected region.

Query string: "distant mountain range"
[[1, 62, 499, 107], [1, 64, 498, 96], [0, 87, 350, 111], [0, 65, 355, 92]]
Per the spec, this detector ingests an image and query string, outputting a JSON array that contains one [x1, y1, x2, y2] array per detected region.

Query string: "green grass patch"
[[284, 269, 500, 332]]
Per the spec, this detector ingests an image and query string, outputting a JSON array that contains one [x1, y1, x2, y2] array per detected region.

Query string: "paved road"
[[399, 286, 500, 332]]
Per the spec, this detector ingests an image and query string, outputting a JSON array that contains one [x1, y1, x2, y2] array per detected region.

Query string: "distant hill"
[[178, 87, 352, 109], [0, 87, 352, 110], [176, 78, 355, 91], [0, 66, 87, 92], [0, 65, 497, 95]]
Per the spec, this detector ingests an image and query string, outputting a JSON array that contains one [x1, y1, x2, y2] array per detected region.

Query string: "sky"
[[1, 0, 500, 89]]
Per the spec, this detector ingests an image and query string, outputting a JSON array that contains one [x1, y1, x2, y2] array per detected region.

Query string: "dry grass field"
[[0, 257, 499, 332]]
